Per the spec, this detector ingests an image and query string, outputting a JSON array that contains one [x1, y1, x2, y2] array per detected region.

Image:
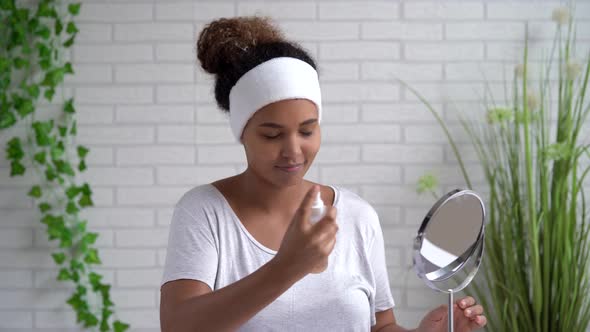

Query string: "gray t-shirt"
[[161, 183, 395, 331]]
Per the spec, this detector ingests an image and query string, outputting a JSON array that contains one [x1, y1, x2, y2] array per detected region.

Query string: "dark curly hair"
[[196, 16, 318, 113]]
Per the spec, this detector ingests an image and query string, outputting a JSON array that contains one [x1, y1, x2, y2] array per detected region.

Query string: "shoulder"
[[334, 186, 379, 220], [332, 186, 381, 237], [173, 183, 223, 220]]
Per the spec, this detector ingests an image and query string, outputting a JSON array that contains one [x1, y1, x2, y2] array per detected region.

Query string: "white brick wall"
[[0, 1, 588, 331]]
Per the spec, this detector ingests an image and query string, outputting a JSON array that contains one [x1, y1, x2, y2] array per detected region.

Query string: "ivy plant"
[[1, 1, 129, 331]]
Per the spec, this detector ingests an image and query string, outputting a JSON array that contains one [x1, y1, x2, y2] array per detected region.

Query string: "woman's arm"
[[372, 309, 416, 332], [160, 258, 303, 332]]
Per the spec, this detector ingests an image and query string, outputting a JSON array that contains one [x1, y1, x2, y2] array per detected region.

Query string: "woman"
[[159, 16, 487, 332]]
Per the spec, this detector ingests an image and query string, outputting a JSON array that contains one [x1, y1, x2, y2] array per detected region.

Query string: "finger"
[[457, 296, 476, 309], [298, 185, 319, 228], [464, 305, 484, 318], [313, 205, 338, 232], [469, 315, 487, 329]]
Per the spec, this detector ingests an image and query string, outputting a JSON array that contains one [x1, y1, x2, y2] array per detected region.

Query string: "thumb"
[[427, 304, 449, 322], [296, 185, 319, 228]]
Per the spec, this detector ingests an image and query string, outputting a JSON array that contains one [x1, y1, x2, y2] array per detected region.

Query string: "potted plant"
[[410, 5, 590, 331]]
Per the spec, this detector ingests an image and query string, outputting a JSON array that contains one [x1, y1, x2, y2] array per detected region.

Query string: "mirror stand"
[[412, 189, 486, 332], [448, 289, 454, 332]]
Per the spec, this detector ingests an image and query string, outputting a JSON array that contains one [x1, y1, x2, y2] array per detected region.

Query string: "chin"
[[272, 168, 306, 186]]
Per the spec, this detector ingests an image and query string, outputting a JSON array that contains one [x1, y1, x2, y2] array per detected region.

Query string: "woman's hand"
[[272, 185, 338, 278], [417, 296, 486, 332]]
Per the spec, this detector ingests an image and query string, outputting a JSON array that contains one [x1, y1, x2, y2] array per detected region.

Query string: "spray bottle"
[[310, 191, 326, 224], [309, 190, 327, 274]]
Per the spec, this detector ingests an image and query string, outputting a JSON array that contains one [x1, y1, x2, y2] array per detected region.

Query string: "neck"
[[236, 168, 311, 215]]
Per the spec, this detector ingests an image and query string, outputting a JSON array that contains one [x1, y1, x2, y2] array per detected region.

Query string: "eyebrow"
[[258, 118, 318, 128]]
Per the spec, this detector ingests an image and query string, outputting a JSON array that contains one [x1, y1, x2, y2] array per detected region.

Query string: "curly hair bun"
[[197, 16, 285, 75]]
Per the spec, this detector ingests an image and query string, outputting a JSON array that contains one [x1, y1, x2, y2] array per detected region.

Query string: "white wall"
[[0, 0, 588, 331]]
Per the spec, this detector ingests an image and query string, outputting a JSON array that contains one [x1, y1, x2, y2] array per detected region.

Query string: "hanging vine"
[[1, 0, 129, 330]]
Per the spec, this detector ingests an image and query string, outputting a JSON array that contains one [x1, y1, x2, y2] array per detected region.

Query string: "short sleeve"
[[160, 204, 218, 290], [368, 209, 395, 325]]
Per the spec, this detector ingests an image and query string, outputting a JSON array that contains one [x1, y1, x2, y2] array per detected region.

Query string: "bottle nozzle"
[[312, 191, 324, 208]]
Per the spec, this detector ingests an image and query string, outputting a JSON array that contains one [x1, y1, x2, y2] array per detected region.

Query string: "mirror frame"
[[413, 189, 486, 286]]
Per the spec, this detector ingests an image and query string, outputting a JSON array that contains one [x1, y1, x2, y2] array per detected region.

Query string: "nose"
[[280, 133, 303, 159]]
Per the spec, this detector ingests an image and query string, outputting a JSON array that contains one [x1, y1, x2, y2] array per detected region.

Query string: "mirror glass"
[[413, 189, 485, 291]]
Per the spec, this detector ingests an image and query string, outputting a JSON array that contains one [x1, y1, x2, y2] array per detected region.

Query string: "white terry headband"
[[229, 57, 322, 143]]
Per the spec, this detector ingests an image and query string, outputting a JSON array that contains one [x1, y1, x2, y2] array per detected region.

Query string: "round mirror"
[[412, 189, 486, 332]]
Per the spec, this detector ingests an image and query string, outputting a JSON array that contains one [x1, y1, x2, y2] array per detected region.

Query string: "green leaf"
[[113, 320, 130, 332], [59, 229, 73, 248], [54, 19, 63, 35], [38, 202, 51, 213], [37, 2, 54, 17], [63, 36, 75, 47], [68, 3, 81, 15], [37, 153, 50, 167], [57, 268, 71, 281], [41, 214, 56, 225], [100, 318, 110, 332], [0, 57, 10, 71], [6, 137, 24, 160], [416, 173, 439, 195], [98, 283, 111, 297], [88, 272, 102, 290], [70, 259, 84, 272], [82, 232, 98, 245], [10, 161, 25, 176], [32, 121, 53, 146], [54, 69, 65, 85], [76, 285, 87, 295], [76, 220, 87, 233], [64, 98, 75, 114], [71, 120, 77, 135], [27, 17, 39, 34], [14, 57, 29, 69], [39, 58, 51, 70], [0, 0, 15, 10], [81, 183, 92, 195], [64, 62, 74, 74], [84, 248, 101, 264], [16, 99, 34, 117], [44, 88, 55, 101], [58, 126, 67, 137], [16, 8, 29, 20], [0, 110, 16, 129], [82, 312, 99, 328], [51, 141, 65, 159], [36, 42, 51, 58], [47, 226, 60, 240], [26, 85, 40, 98], [42, 69, 64, 87], [28, 185, 42, 198], [77, 145, 89, 158], [66, 185, 81, 199], [35, 25, 51, 39], [66, 22, 78, 34], [66, 291, 83, 309], [66, 201, 79, 215], [45, 167, 57, 181], [78, 160, 86, 171], [52, 252, 66, 265], [101, 308, 114, 329], [79, 194, 93, 207], [55, 160, 75, 176]]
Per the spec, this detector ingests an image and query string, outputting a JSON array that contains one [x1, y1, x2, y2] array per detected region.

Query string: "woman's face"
[[241, 98, 321, 187]]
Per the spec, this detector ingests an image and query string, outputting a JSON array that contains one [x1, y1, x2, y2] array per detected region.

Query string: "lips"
[[276, 164, 303, 171]]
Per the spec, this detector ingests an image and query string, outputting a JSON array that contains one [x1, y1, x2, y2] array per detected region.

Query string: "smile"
[[276, 164, 303, 172]]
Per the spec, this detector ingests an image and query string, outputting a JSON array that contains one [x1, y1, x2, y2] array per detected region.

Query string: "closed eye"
[[264, 132, 313, 139]]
